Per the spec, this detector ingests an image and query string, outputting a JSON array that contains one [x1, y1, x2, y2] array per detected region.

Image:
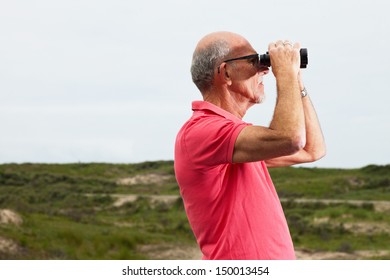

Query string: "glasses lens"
[[249, 55, 259, 66], [224, 54, 267, 71]]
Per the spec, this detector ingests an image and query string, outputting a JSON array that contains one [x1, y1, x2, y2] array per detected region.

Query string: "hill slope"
[[0, 162, 389, 259]]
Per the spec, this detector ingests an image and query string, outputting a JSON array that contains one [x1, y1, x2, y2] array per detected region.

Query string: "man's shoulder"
[[178, 110, 243, 144]]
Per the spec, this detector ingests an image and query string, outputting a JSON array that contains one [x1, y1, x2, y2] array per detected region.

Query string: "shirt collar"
[[192, 101, 243, 122]]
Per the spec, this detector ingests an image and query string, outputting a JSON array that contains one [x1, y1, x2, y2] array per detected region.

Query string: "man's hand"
[[268, 40, 301, 79]]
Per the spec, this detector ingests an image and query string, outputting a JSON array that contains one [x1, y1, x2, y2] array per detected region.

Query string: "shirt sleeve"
[[183, 115, 249, 167]]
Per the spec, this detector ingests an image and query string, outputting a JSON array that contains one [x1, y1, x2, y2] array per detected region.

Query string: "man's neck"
[[203, 89, 251, 119]]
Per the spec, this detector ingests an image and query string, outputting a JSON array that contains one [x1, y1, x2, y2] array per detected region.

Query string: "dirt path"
[[111, 194, 390, 212], [111, 194, 179, 207], [280, 198, 390, 212], [137, 244, 390, 260]]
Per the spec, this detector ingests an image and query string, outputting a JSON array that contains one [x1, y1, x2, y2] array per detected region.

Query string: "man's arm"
[[232, 41, 306, 163], [265, 93, 326, 167]]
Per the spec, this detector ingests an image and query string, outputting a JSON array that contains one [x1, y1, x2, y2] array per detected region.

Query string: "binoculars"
[[259, 48, 308, 68]]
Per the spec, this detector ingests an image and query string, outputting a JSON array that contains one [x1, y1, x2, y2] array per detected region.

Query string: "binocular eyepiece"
[[259, 48, 308, 68]]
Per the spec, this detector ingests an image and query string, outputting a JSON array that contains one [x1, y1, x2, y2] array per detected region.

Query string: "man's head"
[[191, 32, 269, 105], [190, 32, 230, 92]]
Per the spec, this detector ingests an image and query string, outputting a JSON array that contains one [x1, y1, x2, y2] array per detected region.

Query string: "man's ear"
[[224, 68, 230, 79], [218, 63, 232, 85]]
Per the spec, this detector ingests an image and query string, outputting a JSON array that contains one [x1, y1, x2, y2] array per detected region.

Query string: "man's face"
[[227, 55, 269, 104]]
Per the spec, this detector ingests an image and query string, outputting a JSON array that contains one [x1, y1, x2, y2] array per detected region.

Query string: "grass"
[[282, 199, 390, 257], [0, 195, 194, 259], [270, 165, 390, 200], [1, 161, 389, 259], [1, 213, 148, 259]]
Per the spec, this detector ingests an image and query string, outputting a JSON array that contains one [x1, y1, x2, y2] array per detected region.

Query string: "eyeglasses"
[[223, 53, 259, 64], [218, 53, 262, 73]]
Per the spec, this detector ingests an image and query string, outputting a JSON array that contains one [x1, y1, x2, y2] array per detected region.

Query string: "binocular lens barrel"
[[259, 48, 308, 68]]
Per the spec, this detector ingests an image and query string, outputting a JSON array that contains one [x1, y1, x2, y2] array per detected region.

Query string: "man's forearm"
[[267, 42, 306, 146], [302, 95, 326, 159], [269, 75, 306, 142]]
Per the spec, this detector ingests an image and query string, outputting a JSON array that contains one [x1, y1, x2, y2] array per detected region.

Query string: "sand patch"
[[116, 173, 173, 186], [0, 209, 23, 226]]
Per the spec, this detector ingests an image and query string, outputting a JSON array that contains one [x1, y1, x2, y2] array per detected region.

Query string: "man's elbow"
[[307, 146, 327, 163], [314, 146, 327, 161], [289, 135, 327, 163], [289, 134, 306, 155]]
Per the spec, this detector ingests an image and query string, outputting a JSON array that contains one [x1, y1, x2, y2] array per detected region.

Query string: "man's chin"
[[253, 94, 265, 104]]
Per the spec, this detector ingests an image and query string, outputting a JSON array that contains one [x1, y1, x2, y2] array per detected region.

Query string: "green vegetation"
[[270, 164, 390, 200], [0, 161, 389, 259]]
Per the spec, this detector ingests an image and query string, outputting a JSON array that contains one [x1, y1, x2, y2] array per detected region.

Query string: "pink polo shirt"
[[174, 101, 295, 260]]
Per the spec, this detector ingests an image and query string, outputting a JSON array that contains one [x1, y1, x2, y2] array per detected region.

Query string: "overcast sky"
[[1, 0, 389, 168]]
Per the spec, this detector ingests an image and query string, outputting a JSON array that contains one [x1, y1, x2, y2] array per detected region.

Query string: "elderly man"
[[174, 31, 326, 260]]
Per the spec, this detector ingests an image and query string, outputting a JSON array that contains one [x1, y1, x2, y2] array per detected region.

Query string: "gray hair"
[[190, 40, 230, 93]]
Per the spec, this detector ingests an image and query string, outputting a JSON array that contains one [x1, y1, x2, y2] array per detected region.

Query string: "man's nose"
[[258, 67, 269, 75]]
